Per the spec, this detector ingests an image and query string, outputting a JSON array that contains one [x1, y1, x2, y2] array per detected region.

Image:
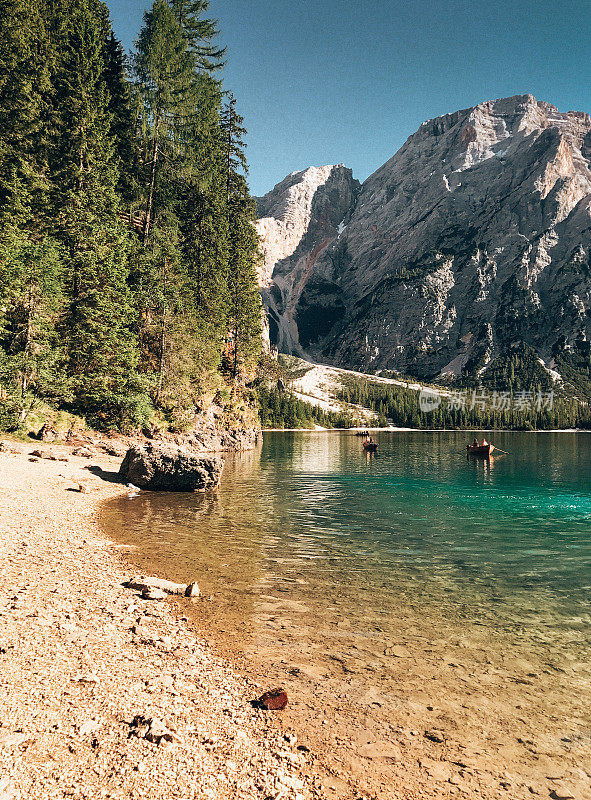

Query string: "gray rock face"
[[119, 443, 223, 492], [255, 165, 360, 354], [257, 95, 591, 379]]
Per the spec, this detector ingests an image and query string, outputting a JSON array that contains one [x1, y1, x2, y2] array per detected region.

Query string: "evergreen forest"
[[0, 0, 262, 433]]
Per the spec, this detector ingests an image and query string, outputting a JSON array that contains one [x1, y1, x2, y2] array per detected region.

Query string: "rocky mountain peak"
[[256, 95, 591, 382], [255, 164, 355, 287]]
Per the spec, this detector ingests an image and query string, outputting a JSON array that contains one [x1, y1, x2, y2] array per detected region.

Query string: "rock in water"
[[119, 443, 223, 492]]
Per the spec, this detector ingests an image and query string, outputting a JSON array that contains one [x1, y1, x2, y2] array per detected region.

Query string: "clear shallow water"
[[102, 431, 591, 798]]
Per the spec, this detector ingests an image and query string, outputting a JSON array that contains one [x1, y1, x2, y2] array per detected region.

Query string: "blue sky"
[[108, 0, 590, 197]]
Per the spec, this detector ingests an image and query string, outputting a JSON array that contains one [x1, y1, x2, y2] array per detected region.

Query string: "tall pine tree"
[[50, 0, 148, 429]]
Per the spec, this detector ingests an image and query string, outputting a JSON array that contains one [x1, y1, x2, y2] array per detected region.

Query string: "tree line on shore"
[[339, 377, 591, 430], [0, 0, 261, 433], [256, 386, 356, 429]]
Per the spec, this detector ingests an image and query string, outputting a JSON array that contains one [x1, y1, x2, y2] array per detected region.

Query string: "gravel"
[[0, 442, 330, 800]]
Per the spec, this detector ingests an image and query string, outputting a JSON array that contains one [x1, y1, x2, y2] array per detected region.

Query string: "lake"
[[101, 431, 591, 799]]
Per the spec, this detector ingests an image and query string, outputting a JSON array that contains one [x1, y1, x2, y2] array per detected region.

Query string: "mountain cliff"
[[256, 95, 591, 384]]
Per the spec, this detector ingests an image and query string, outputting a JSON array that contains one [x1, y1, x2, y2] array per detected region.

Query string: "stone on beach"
[[424, 728, 445, 743], [37, 423, 57, 442], [259, 689, 288, 710], [185, 580, 200, 598], [119, 442, 223, 492], [142, 587, 167, 600], [30, 449, 57, 460], [129, 715, 181, 746], [126, 575, 189, 596], [72, 446, 94, 458], [549, 789, 575, 800]]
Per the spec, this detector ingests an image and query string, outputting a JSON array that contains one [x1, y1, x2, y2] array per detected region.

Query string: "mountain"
[[255, 95, 591, 385], [256, 164, 360, 352]]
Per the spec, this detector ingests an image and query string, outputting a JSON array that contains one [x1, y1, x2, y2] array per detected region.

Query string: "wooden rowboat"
[[363, 440, 378, 452], [466, 443, 495, 457]]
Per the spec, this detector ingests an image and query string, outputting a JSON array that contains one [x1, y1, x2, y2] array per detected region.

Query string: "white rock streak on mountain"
[[256, 95, 591, 379]]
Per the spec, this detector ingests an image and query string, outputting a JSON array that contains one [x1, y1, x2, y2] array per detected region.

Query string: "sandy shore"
[[0, 441, 337, 800]]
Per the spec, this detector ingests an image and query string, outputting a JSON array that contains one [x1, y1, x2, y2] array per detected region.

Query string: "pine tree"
[[0, 0, 52, 217], [133, 0, 196, 245], [219, 92, 247, 204], [0, 180, 65, 417], [0, 0, 266, 433], [103, 30, 138, 202], [219, 95, 262, 379], [50, 0, 148, 429], [225, 176, 262, 380], [169, 0, 226, 70]]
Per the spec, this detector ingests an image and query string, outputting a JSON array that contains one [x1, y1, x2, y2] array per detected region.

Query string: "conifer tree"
[[0, 0, 52, 217], [0, 0, 266, 433], [219, 94, 262, 379], [133, 0, 195, 244], [103, 30, 138, 202], [225, 193, 262, 380], [0, 182, 65, 416], [169, 0, 226, 70], [50, 0, 148, 429], [219, 92, 247, 204]]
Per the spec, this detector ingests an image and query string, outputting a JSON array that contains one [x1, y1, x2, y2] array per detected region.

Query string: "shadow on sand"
[[87, 465, 123, 484]]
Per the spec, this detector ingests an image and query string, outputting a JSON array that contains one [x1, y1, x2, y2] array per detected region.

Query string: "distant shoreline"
[[262, 426, 588, 433]]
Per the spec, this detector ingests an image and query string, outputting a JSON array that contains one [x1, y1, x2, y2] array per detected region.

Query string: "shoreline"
[[262, 426, 587, 433], [2, 434, 589, 800], [0, 442, 336, 800]]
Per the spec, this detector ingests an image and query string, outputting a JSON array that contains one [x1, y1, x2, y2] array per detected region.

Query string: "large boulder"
[[119, 443, 223, 492]]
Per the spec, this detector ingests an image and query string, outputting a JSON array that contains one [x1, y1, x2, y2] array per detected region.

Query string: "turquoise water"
[[102, 431, 591, 797], [259, 431, 591, 603]]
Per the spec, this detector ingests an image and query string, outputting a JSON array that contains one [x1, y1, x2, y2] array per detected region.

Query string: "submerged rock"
[[119, 443, 223, 492], [126, 575, 201, 599]]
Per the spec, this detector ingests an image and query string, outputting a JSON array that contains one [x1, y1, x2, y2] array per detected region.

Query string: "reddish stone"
[[259, 689, 288, 710]]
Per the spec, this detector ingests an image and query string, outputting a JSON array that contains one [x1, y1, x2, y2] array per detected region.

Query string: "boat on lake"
[[363, 439, 378, 452], [466, 442, 495, 457]]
